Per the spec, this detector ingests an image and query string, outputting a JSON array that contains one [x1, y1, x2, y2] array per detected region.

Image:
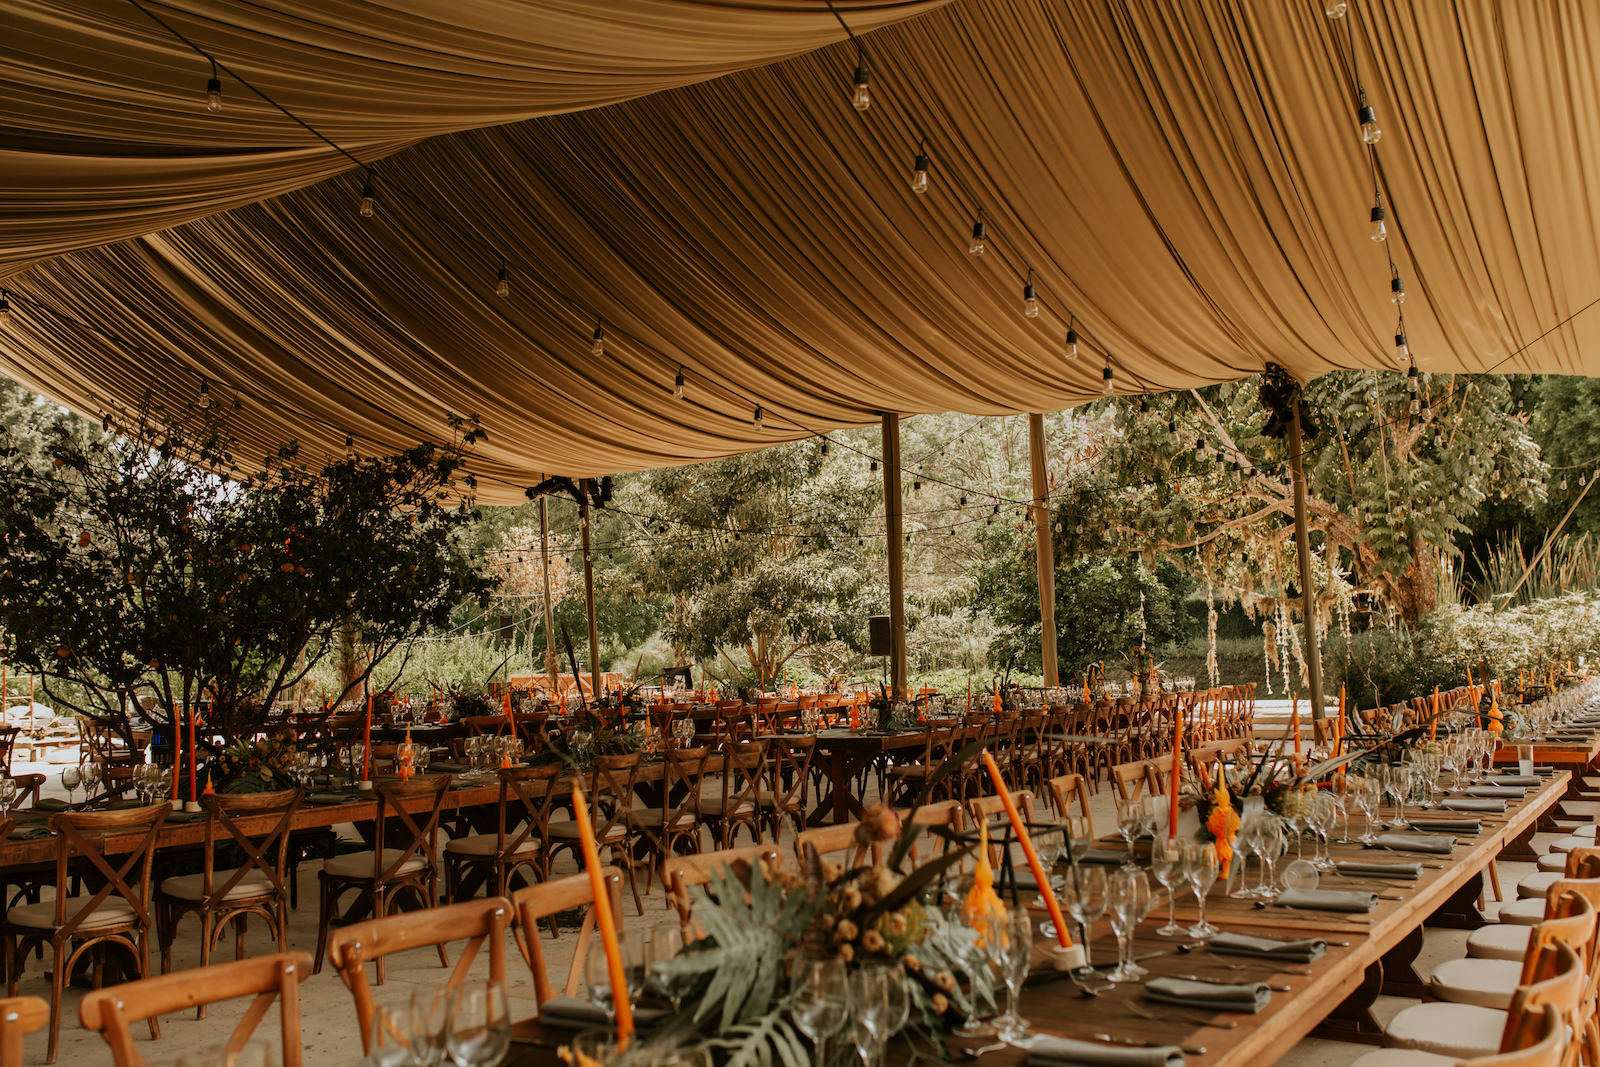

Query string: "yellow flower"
[[961, 820, 1007, 947], [1206, 781, 1241, 873]]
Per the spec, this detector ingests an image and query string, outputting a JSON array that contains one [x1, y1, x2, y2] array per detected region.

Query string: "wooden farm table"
[[1495, 731, 1600, 836], [807, 729, 931, 825], [0, 756, 724, 868]]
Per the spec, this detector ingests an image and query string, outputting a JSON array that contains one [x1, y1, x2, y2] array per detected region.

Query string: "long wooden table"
[[501, 769, 1568, 1067]]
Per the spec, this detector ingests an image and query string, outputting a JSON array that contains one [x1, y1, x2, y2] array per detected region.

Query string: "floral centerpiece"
[[207, 726, 298, 793], [648, 803, 996, 1065], [445, 684, 497, 721], [532, 706, 643, 767]]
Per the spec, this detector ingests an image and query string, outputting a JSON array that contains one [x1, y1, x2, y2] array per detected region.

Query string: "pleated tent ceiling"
[[4, 0, 1600, 498]]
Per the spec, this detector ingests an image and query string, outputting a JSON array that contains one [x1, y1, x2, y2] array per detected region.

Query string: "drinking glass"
[[1310, 793, 1339, 871], [1351, 777, 1379, 844], [408, 985, 450, 1067], [445, 981, 510, 1067], [1105, 869, 1152, 981], [1115, 799, 1143, 870], [992, 908, 1034, 1043], [790, 956, 849, 1067], [952, 925, 997, 1038], [585, 934, 645, 1026], [1059, 866, 1107, 966], [1386, 764, 1413, 828], [1254, 815, 1287, 900], [1064, 816, 1093, 864], [1184, 842, 1220, 939], [0, 777, 17, 812], [848, 964, 897, 1066], [1150, 837, 1186, 934], [61, 766, 81, 806]]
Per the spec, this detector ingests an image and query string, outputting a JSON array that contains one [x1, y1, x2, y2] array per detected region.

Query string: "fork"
[[1124, 1000, 1239, 1029]]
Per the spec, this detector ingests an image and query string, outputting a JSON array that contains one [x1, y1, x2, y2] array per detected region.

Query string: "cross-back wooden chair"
[[1478, 1003, 1566, 1067], [78, 952, 311, 1067], [330, 896, 513, 1056], [885, 726, 956, 808], [511, 869, 625, 1010], [703, 741, 766, 849], [1109, 757, 1167, 803], [795, 823, 878, 870], [156, 787, 300, 999], [1045, 773, 1093, 835], [0, 727, 19, 778], [462, 715, 512, 738], [313, 774, 452, 981], [665, 846, 782, 939], [443, 763, 560, 904], [628, 745, 709, 897], [759, 735, 815, 840], [0, 995, 47, 1064], [965, 789, 1034, 867], [3, 802, 167, 1062]]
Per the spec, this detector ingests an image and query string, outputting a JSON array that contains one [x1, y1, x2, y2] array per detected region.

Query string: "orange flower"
[[961, 820, 1007, 948], [1205, 781, 1240, 873]]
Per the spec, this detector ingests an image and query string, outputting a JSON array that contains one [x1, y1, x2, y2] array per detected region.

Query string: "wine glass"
[[80, 763, 101, 802], [1150, 837, 1186, 934], [1059, 866, 1107, 967], [1115, 799, 1143, 869], [1064, 815, 1093, 864], [1105, 869, 1153, 981], [847, 965, 895, 1066], [952, 922, 997, 1038], [445, 980, 510, 1067], [408, 984, 450, 1067], [791, 956, 849, 1067], [1254, 815, 1287, 900], [585, 935, 645, 1026], [61, 766, 81, 806], [1184, 841, 1220, 939], [991, 908, 1034, 1044], [1351, 776, 1379, 844], [1386, 764, 1414, 828], [647, 925, 696, 1013], [1310, 793, 1339, 870], [0, 777, 17, 812]]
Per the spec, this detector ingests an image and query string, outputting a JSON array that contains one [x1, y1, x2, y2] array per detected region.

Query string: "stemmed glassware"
[[80, 763, 101, 802], [991, 909, 1034, 1044], [1252, 814, 1287, 899], [1350, 776, 1380, 844], [0, 777, 16, 812], [408, 985, 450, 1067], [1309, 793, 1340, 870], [1059, 866, 1107, 966], [1105, 870, 1153, 981], [585, 934, 646, 1029], [848, 963, 906, 1066], [445, 980, 510, 1067], [1184, 841, 1220, 939], [61, 765, 81, 807], [647, 925, 696, 1013], [1382, 764, 1413, 828], [1150, 837, 1186, 934], [1115, 799, 1144, 870], [790, 956, 849, 1067]]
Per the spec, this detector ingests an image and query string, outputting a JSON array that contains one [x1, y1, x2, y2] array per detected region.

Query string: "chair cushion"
[[1516, 871, 1562, 899], [1426, 957, 1522, 1009], [1347, 1050, 1457, 1067], [7, 898, 138, 931], [443, 834, 538, 858], [1573, 824, 1598, 839], [1537, 852, 1568, 873], [1496, 897, 1547, 925], [1548, 834, 1591, 854], [1383, 1002, 1507, 1058], [698, 797, 754, 817], [545, 820, 627, 843], [323, 849, 429, 880], [1467, 923, 1531, 961], [158, 871, 276, 902]]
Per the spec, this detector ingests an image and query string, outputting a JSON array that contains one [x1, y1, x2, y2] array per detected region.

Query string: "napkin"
[[307, 793, 359, 805], [536, 996, 666, 1029], [1442, 798, 1507, 813], [428, 761, 471, 774], [1408, 819, 1481, 833], [1464, 785, 1528, 798], [1207, 931, 1326, 963], [1079, 849, 1131, 866], [1336, 860, 1422, 880], [1143, 976, 1270, 1013], [1026, 1035, 1184, 1067], [1371, 832, 1454, 855], [1490, 775, 1542, 787], [12, 826, 53, 840], [166, 810, 204, 823], [33, 798, 68, 812], [1274, 888, 1379, 913]]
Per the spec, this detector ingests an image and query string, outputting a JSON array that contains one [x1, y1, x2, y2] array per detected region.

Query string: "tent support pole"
[[539, 495, 559, 696], [1029, 414, 1059, 688], [579, 490, 602, 702], [882, 414, 908, 700], [1286, 409, 1327, 722]]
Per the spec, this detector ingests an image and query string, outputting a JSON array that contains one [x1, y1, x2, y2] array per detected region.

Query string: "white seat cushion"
[[1384, 1002, 1506, 1058], [159, 871, 276, 902], [1548, 834, 1590, 854], [1348, 1050, 1457, 1067], [7, 898, 137, 931], [443, 834, 537, 858], [698, 796, 755, 817], [1573, 824, 1598, 839], [1496, 897, 1547, 925], [323, 849, 429, 880], [1467, 923, 1531, 961], [1426, 957, 1522, 1009], [1537, 852, 1568, 873], [1517, 871, 1562, 899]]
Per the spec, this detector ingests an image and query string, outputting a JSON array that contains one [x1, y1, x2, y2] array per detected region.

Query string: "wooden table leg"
[[1500, 819, 1542, 863], [1424, 870, 1489, 928], [1314, 959, 1386, 1044], [1379, 923, 1427, 997]]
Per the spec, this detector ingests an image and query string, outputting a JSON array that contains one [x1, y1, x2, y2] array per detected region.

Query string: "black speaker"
[[868, 615, 892, 656]]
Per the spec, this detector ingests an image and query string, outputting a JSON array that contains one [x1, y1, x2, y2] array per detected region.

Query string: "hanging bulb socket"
[[344, 434, 357, 461], [591, 323, 604, 357], [673, 369, 685, 399], [1194, 438, 1206, 456], [851, 62, 871, 111], [1358, 97, 1383, 144], [753, 405, 764, 430], [870, 459, 879, 473], [495, 265, 509, 298], [1167, 417, 1178, 435], [1369, 201, 1387, 243], [206, 68, 223, 114], [820, 438, 830, 455], [1101, 361, 1114, 394], [911, 147, 930, 195], [969, 218, 987, 256], [1324, 0, 1348, 17], [358, 180, 375, 218], [1022, 282, 1040, 319], [0, 289, 11, 326], [1064, 322, 1079, 360], [1394, 330, 1410, 363], [197, 378, 213, 410], [1391, 272, 1406, 305]]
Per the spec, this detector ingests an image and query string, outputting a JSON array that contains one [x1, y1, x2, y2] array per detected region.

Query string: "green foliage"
[[1531, 376, 1600, 539], [1470, 531, 1600, 607]]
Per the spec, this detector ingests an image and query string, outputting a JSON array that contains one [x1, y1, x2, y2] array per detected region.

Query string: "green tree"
[[1531, 376, 1600, 539], [628, 441, 878, 689]]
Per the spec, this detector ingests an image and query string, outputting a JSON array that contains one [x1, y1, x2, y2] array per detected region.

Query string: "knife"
[[1090, 1033, 1207, 1056], [1173, 972, 1291, 992]]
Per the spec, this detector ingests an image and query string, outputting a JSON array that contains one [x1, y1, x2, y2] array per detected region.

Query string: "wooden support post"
[[539, 495, 559, 695], [579, 489, 602, 702], [1029, 414, 1059, 688], [882, 415, 908, 700], [1286, 409, 1327, 722]]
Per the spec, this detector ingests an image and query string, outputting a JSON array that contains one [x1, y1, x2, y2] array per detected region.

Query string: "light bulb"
[[1102, 362, 1114, 394], [1391, 274, 1406, 304], [1433, 433, 1443, 448], [206, 75, 222, 113], [1369, 202, 1387, 242], [1022, 282, 1040, 319], [821, 439, 830, 455], [591, 324, 604, 357], [911, 150, 930, 195], [1358, 102, 1382, 144], [870, 459, 879, 473], [197, 379, 212, 410], [851, 64, 870, 111], [1064, 325, 1078, 360], [1562, 476, 1569, 491], [1394, 331, 1409, 363], [359, 183, 375, 218], [344, 434, 357, 461], [495, 267, 509, 298], [673, 370, 685, 399], [1409, 396, 1420, 415], [753, 405, 764, 430], [1324, 0, 1348, 17], [1167, 417, 1178, 435], [1194, 438, 1206, 456], [0, 290, 11, 326], [969, 219, 987, 255]]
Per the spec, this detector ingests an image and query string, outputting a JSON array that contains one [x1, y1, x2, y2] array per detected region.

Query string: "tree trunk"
[[1390, 540, 1439, 624], [336, 618, 363, 699]]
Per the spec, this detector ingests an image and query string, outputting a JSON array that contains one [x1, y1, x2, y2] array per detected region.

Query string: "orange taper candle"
[[1168, 703, 1184, 838], [980, 750, 1072, 948], [570, 780, 634, 1045], [1291, 693, 1302, 757], [1429, 686, 1440, 740]]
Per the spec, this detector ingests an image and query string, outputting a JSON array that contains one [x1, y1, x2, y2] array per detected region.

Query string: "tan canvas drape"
[[4, 0, 1600, 499]]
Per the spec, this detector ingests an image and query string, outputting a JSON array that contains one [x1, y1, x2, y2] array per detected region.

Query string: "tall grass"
[[1471, 531, 1600, 608]]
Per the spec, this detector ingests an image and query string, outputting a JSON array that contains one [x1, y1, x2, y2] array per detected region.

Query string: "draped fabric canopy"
[[4, 0, 1600, 500]]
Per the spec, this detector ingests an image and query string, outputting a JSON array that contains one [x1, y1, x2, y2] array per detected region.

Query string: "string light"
[[358, 175, 376, 218], [495, 263, 510, 298], [753, 405, 764, 430], [910, 143, 930, 195], [1063, 319, 1080, 360], [1394, 330, 1409, 364], [969, 212, 987, 256], [673, 369, 685, 399], [869, 459, 879, 473], [343, 434, 357, 460], [1390, 269, 1406, 305], [1324, 0, 1348, 16], [1022, 272, 1040, 319], [205, 60, 222, 113], [820, 438, 830, 456], [1562, 475, 1570, 491], [1369, 196, 1387, 242], [197, 377, 213, 410], [0, 290, 11, 326], [591, 322, 604, 357], [1102, 360, 1115, 394], [851, 54, 871, 111], [1357, 89, 1383, 144]]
